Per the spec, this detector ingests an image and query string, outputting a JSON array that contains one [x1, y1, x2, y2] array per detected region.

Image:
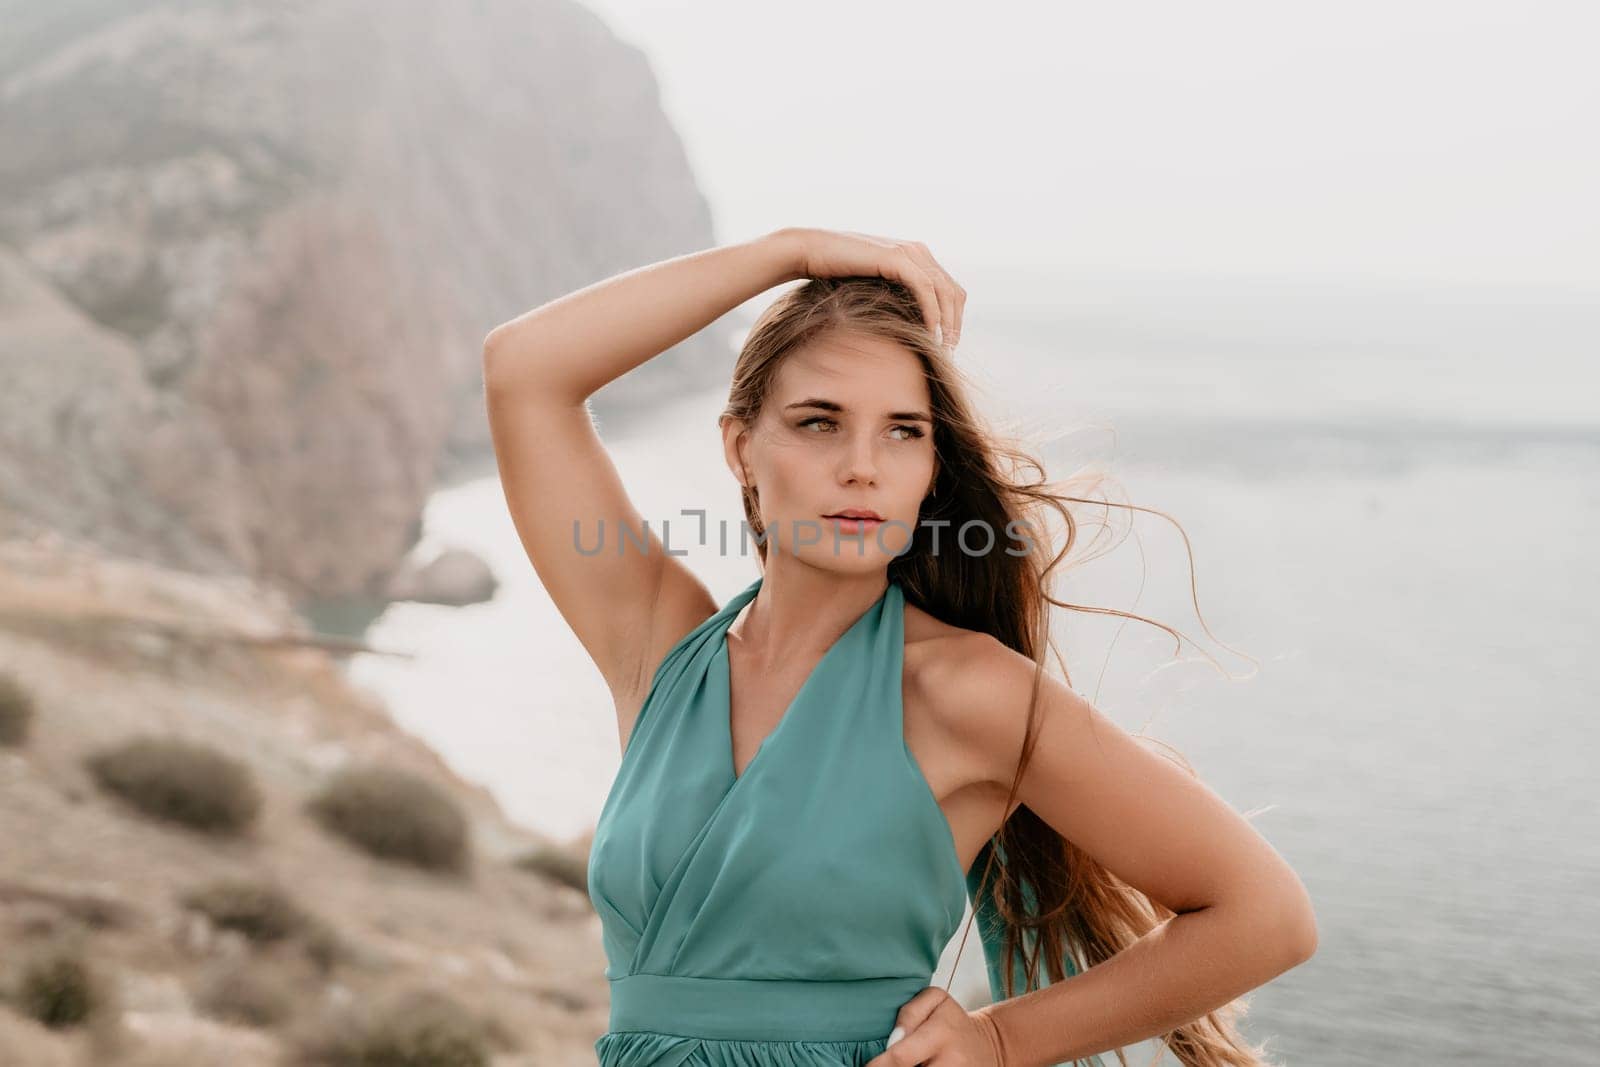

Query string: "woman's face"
[[723, 331, 937, 571]]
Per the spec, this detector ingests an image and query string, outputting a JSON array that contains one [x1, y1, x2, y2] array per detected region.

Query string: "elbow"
[[1249, 865, 1318, 967], [1275, 898, 1319, 966], [481, 326, 508, 381], [481, 327, 583, 408], [481, 325, 534, 396]]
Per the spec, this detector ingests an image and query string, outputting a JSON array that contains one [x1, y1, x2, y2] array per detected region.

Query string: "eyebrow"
[[782, 398, 933, 423]]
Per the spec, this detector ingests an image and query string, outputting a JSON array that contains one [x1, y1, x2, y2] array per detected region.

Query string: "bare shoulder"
[[905, 598, 1319, 951], [902, 601, 1082, 792]]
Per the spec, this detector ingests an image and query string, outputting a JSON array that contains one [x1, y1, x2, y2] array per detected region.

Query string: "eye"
[[797, 417, 926, 440]]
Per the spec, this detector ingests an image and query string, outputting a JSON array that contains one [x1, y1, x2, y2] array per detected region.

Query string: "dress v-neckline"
[[720, 580, 893, 786]]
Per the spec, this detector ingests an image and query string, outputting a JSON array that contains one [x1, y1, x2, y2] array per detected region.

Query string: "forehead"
[[771, 331, 929, 407]]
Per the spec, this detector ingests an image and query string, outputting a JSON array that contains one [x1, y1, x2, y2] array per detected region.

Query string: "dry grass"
[[0, 670, 33, 746], [192, 961, 298, 1029], [307, 765, 471, 873], [86, 735, 262, 835], [179, 878, 312, 944], [7, 935, 115, 1031], [514, 843, 590, 894], [290, 986, 499, 1066], [179, 876, 347, 975]]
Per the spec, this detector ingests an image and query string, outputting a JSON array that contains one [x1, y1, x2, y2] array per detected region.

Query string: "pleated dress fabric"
[[587, 573, 1106, 1067]]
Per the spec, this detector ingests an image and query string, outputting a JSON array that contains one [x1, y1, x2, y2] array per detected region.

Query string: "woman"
[[483, 228, 1318, 1067]]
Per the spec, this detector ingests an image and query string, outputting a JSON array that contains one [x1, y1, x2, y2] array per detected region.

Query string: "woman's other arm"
[[939, 636, 1318, 1066]]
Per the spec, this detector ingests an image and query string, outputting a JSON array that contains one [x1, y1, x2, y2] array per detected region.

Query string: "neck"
[[731, 565, 890, 668]]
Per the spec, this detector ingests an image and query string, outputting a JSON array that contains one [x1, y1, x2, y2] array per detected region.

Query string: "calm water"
[[346, 312, 1600, 1064]]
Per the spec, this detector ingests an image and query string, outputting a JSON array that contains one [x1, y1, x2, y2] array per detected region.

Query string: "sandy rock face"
[[0, 0, 734, 604]]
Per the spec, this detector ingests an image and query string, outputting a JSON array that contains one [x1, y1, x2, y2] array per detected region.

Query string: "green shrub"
[[86, 735, 261, 834], [307, 765, 470, 872], [294, 988, 492, 1066], [0, 671, 34, 746], [13, 940, 106, 1029], [513, 843, 589, 893]]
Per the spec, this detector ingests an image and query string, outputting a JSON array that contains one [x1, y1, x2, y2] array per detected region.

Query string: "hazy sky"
[[581, 1, 1597, 294]]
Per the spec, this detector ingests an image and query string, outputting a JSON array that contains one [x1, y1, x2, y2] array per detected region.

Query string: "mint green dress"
[[588, 574, 1104, 1067]]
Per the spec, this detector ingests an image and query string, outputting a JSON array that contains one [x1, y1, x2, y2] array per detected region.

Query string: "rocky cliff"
[[0, 0, 735, 608]]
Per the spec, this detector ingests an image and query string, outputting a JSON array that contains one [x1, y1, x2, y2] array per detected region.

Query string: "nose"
[[838, 432, 878, 486]]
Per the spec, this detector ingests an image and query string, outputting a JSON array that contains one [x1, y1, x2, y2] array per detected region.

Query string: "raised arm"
[[481, 229, 806, 748]]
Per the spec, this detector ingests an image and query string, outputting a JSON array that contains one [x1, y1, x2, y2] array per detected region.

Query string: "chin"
[[798, 530, 913, 571], [791, 551, 895, 578]]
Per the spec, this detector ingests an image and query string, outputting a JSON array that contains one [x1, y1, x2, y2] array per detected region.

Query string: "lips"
[[824, 509, 884, 521]]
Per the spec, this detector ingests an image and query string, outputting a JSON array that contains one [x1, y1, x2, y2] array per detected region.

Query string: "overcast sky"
[[581, 0, 1597, 297]]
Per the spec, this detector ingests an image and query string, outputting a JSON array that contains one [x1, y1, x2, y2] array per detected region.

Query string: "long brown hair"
[[721, 276, 1276, 1067]]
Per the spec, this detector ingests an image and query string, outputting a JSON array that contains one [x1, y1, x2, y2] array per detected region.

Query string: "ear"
[[719, 414, 753, 487]]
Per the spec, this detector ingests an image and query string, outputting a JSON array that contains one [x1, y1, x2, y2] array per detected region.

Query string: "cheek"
[[887, 445, 935, 480], [746, 442, 816, 506], [769, 467, 823, 509]]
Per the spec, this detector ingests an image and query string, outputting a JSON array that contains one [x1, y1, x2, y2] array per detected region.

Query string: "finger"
[[888, 985, 951, 1043], [884, 246, 945, 338], [875, 1017, 945, 1067], [904, 242, 963, 348], [913, 244, 965, 345], [863, 985, 948, 1065], [948, 278, 967, 348], [902, 242, 956, 343]]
